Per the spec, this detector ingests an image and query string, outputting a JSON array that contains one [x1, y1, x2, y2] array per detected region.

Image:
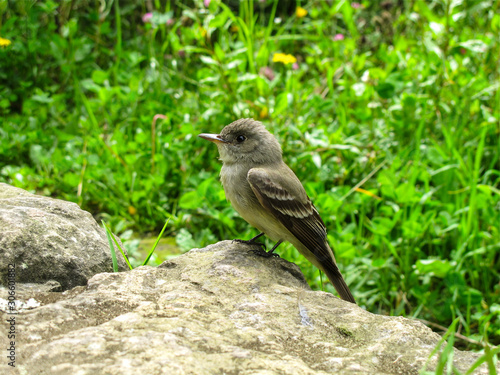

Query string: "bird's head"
[[199, 118, 283, 165]]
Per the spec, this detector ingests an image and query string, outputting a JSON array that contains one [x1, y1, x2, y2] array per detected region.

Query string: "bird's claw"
[[248, 248, 280, 258], [232, 236, 279, 257], [232, 238, 266, 250]]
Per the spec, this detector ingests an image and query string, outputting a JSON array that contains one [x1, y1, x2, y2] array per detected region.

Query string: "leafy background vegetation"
[[1, 0, 498, 357]]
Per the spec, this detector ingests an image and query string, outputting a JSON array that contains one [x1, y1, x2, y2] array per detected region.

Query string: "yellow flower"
[[296, 6, 307, 18], [128, 206, 137, 215], [259, 106, 268, 119], [199, 27, 207, 37], [272, 53, 297, 65], [0, 37, 11, 48]]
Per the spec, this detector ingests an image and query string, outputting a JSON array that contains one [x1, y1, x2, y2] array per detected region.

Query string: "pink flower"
[[351, 2, 361, 9], [292, 62, 299, 70], [142, 12, 153, 23], [333, 34, 344, 41], [204, 0, 210, 7], [259, 66, 275, 81], [166, 18, 174, 26]]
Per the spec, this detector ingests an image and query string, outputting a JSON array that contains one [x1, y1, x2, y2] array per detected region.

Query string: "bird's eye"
[[236, 135, 246, 143]]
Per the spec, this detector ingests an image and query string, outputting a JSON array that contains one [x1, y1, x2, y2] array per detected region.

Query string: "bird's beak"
[[198, 133, 228, 144]]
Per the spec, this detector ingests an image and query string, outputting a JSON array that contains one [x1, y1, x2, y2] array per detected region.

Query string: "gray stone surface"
[[0, 241, 494, 375], [0, 183, 127, 290]]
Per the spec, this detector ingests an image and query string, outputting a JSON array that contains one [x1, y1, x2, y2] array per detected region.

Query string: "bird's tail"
[[320, 243, 356, 304], [323, 264, 356, 304], [293, 239, 356, 304]]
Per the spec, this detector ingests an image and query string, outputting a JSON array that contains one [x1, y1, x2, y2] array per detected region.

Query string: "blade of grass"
[[142, 217, 170, 266], [466, 125, 488, 238], [102, 220, 119, 272], [113, 0, 122, 85], [103, 221, 133, 270], [218, 2, 255, 74], [465, 345, 500, 375], [420, 317, 460, 374], [340, 160, 387, 201]]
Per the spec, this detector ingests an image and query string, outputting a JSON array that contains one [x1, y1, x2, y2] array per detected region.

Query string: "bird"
[[199, 118, 356, 304]]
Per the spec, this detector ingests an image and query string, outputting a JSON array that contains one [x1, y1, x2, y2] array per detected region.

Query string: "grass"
[[0, 0, 498, 367], [102, 218, 169, 269]]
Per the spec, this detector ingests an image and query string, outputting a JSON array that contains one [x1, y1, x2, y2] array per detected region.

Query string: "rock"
[[1, 241, 494, 374], [0, 183, 127, 291]]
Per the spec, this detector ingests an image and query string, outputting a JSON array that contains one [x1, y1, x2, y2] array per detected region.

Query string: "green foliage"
[[102, 219, 169, 269], [0, 0, 498, 355], [103, 220, 121, 272]]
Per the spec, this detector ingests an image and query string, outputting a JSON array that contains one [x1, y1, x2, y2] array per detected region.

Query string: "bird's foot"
[[232, 233, 279, 258], [248, 247, 280, 258], [232, 238, 266, 250]]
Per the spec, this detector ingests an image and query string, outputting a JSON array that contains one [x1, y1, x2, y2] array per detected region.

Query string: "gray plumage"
[[199, 118, 356, 304]]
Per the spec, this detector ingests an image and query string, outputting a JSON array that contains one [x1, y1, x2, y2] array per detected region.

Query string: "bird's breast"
[[220, 164, 289, 242]]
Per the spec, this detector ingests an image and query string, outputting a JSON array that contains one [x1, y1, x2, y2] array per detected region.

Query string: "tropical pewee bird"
[[199, 118, 356, 304]]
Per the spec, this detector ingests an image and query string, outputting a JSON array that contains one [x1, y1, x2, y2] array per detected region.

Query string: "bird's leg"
[[233, 232, 266, 250], [249, 240, 282, 258]]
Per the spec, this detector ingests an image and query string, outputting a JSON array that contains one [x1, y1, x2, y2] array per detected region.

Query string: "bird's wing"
[[247, 167, 356, 304], [247, 167, 332, 265]]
